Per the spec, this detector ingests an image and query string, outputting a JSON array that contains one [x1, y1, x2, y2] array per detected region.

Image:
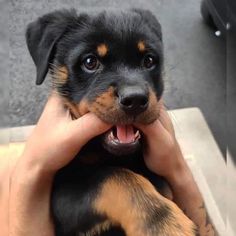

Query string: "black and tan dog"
[[26, 8, 197, 236]]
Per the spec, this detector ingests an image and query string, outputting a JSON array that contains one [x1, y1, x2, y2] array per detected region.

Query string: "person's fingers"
[[158, 105, 175, 135], [136, 119, 169, 142], [135, 100, 174, 137], [67, 113, 112, 146]]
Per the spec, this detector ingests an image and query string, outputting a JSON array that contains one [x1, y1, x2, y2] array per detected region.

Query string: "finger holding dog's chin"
[[19, 96, 112, 175], [135, 117, 183, 179]]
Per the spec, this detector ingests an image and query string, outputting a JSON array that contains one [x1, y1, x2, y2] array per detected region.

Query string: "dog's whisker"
[[49, 62, 60, 69]]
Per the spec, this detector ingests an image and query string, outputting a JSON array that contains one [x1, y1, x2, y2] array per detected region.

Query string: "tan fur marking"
[[62, 87, 116, 123], [89, 87, 117, 117], [53, 66, 68, 84], [93, 173, 147, 236], [94, 87, 115, 107], [63, 99, 89, 119], [137, 41, 146, 52], [97, 43, 108, 57], [77, 99, 90, 116], [63, 100, 81, 118], [136, 88, 160, 124], [93, 170, 196, 236], [79, 220, 113, 236]]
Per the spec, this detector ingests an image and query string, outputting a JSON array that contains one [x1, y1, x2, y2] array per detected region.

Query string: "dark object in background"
[[227, 0, 236, 163], [201, 1, 236, 233], [201, 0, 227, 36], [201, 0, 236, 161], [227, 2, 236, 235]]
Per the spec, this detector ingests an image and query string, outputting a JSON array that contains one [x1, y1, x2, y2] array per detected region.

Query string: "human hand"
[[10, 92, 112, 236], [136, 101, 217, 236], [20, 92, 112, 174], [135, 100, 186, 180]]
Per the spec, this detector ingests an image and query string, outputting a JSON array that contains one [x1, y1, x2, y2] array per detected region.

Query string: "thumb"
[[136, 119, 170, 142], [135, 119, 162, 136], [68, 113, 112, 147]]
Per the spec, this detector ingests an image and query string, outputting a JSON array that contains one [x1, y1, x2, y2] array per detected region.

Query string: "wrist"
[[12, 153, 55, 189], [164, 143, 193, 188], [20, 146, 57, 173], [166, 160, 193, 189], [10, 157, 55, 236]]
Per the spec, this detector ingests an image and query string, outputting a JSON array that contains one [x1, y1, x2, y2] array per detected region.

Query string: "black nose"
[[118, 86, 149, 115]]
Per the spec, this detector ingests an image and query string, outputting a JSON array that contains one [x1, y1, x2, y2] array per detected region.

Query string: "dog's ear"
[[132, 9, 162, 41], [25, 9, 78, 85]]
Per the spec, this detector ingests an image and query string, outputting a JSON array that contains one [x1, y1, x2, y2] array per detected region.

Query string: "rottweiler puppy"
[[26, 8, 197, 236]]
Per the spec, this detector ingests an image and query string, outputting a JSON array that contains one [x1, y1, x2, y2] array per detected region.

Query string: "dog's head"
[[26, 8, 164, 155]]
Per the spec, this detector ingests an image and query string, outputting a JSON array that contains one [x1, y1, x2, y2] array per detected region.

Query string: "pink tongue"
[[116, 125, 135, 143]]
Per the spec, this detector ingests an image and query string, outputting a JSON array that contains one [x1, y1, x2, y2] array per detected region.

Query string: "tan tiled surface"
[[227, 153, 236, 235], [170, 108, 226, 235]]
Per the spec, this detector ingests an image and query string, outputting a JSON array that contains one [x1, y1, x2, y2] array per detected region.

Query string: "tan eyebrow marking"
[[97, 43, 108, 57], [137, 40, 146, 52]]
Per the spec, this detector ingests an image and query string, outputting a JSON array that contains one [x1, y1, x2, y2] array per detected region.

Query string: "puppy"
[[26, 8, 197, 236]]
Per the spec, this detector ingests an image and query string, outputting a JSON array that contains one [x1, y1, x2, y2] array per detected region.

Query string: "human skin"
[[5, 94, 216, 236]]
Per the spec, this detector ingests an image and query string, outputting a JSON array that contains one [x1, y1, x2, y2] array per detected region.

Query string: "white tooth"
[[134, 130, 140, 139], [111, 131, 115, 140]]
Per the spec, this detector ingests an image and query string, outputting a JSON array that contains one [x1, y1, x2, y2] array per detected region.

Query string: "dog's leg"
[[93, 168, 197, 236]]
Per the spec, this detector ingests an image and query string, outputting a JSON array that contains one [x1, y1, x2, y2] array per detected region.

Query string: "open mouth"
[[102, 125, 142, 156]]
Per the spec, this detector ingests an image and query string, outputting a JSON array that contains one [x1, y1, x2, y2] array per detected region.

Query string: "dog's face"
[[26, 9, 164, 155]]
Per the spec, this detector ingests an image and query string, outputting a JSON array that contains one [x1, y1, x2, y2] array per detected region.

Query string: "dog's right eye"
[[81, 55, 100, 73]]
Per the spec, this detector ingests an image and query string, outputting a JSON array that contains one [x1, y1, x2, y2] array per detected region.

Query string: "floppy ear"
[[25, 9, 77, 85], [132, 9, 162, 41]]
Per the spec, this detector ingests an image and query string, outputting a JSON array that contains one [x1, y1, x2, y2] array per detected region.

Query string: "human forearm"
[[165, 145, 216, 236], [10, 157, 55, 236]]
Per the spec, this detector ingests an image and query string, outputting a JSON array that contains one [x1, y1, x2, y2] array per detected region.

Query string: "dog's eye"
[[142, 55, 156, 69], [82, 55, 100, 72]]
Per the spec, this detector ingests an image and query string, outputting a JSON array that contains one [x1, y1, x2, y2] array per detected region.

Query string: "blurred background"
[[1, 0, 236, 235]]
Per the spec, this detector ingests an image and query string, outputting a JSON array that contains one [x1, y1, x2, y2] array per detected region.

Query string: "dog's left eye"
[[142, 55, 156, 69], [82, 55, 100, 72]]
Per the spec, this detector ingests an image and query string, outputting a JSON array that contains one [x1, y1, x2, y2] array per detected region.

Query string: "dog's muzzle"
[[102, 86, 148, 155]]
